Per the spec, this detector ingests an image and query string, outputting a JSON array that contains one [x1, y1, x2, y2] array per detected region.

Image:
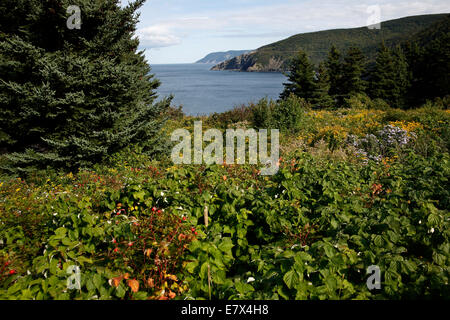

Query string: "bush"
[[271, 95, 310, 132], [343, 93, 374, 109], [249, 98, 276, 129], [207, 104, 253, 129], [250, 95, 309, 132]]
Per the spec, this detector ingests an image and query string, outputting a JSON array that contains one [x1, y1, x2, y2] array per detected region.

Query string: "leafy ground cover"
[[0, 102, 449, 300]]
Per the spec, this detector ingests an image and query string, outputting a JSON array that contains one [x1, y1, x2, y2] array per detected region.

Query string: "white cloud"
[[137, 25, 181, 48]]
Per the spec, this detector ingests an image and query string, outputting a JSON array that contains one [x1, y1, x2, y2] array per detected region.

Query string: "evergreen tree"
[[311, 62, 334, 108], [0, 0, 170, 173], [341, 46, 367, 98], [280, 50, 317, 101], [403, 15, 449, 106], [325, 45, 343, 101], [411, 33, 449, 104], [369, 44, 410, 107]]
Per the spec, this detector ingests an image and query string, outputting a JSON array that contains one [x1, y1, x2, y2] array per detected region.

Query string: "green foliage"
[[1, 104, 449, 300], [403, 15, 450, 106], [250, 96, 310, 132], [249, 98, 276, 129], [280, 50, 317, 101], [0, 0, 171, 173], [341, 47, 367, 98], [369, 44, 410, 108], [325, 45, 343, 101], [311, 62, 334, 109]]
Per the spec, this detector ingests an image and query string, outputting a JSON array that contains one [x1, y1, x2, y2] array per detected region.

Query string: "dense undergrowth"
[[1, 98, 449, 300]]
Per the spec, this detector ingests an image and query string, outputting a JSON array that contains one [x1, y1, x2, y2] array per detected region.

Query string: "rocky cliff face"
[[196, 50, 252, 64], [210, 52, 257, 71], [210, 52, 285, 72]]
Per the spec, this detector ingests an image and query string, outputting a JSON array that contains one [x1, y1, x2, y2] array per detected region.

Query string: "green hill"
[[211, 14, 449, 72]]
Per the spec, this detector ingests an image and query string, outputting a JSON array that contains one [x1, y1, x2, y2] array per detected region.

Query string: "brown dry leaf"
[[178, 233, 186, 241], [158, 295, 169, 300], [127, 279, 140, 293], [111, 276, 122, 288], [166, 274, 178, 281], [145, 249, 153, 257], [168, 290, 176, 299], [123, 273, 130, 280], [147, 278, 155, 288]]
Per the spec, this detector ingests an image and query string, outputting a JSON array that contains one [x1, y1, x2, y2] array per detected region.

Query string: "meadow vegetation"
[[1, 96, 448, 300]]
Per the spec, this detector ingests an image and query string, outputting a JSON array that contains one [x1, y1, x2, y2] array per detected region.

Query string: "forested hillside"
[[212, 14, 448, 72]]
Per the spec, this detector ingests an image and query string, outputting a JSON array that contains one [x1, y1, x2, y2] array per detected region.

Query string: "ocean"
[[151, 63, 286, 116]]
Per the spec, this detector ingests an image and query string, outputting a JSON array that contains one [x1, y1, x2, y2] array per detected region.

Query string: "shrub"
[[250, 95, 309, 132], [271, 95, 310, 132], [208, 104, 253, 129], [343, 93, 373, 109], [250, 98, 276, 129]]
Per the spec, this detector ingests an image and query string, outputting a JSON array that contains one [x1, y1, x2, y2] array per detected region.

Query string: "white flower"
[[430, 228, 435, 234], [419, 220, 422, 224], [247, 277, 255, 283]]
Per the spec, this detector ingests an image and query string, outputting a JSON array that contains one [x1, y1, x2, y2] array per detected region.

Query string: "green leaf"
[[283, 270, 300, 289]]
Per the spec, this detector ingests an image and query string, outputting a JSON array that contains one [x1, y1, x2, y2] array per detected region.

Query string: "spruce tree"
[[341, 46, 367, 98], [325, 45, 343, 101], [369, 44, 410, 107], [0, 0, 170, 173], [280, 50, 317, 101], [410, 26, 450, 104], [311, 62, 334, 109]]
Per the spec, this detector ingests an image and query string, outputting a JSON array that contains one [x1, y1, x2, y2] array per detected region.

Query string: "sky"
[[120, 0, 450, 64]]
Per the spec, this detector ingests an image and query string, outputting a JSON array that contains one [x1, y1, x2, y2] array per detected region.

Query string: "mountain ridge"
[[211, 14, 449, 72]]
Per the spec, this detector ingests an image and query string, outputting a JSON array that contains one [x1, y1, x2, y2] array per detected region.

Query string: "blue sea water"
[[151, 63, 286, 116]]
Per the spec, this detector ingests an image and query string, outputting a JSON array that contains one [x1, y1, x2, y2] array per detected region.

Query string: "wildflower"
[[247, 277, 255, 283], [152, 207, 157, 212], [113, 248, 119, 253], [9, 270, 17, 275]]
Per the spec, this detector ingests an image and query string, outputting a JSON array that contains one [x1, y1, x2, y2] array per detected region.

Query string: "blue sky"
[[122, 0, 450, 64]]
